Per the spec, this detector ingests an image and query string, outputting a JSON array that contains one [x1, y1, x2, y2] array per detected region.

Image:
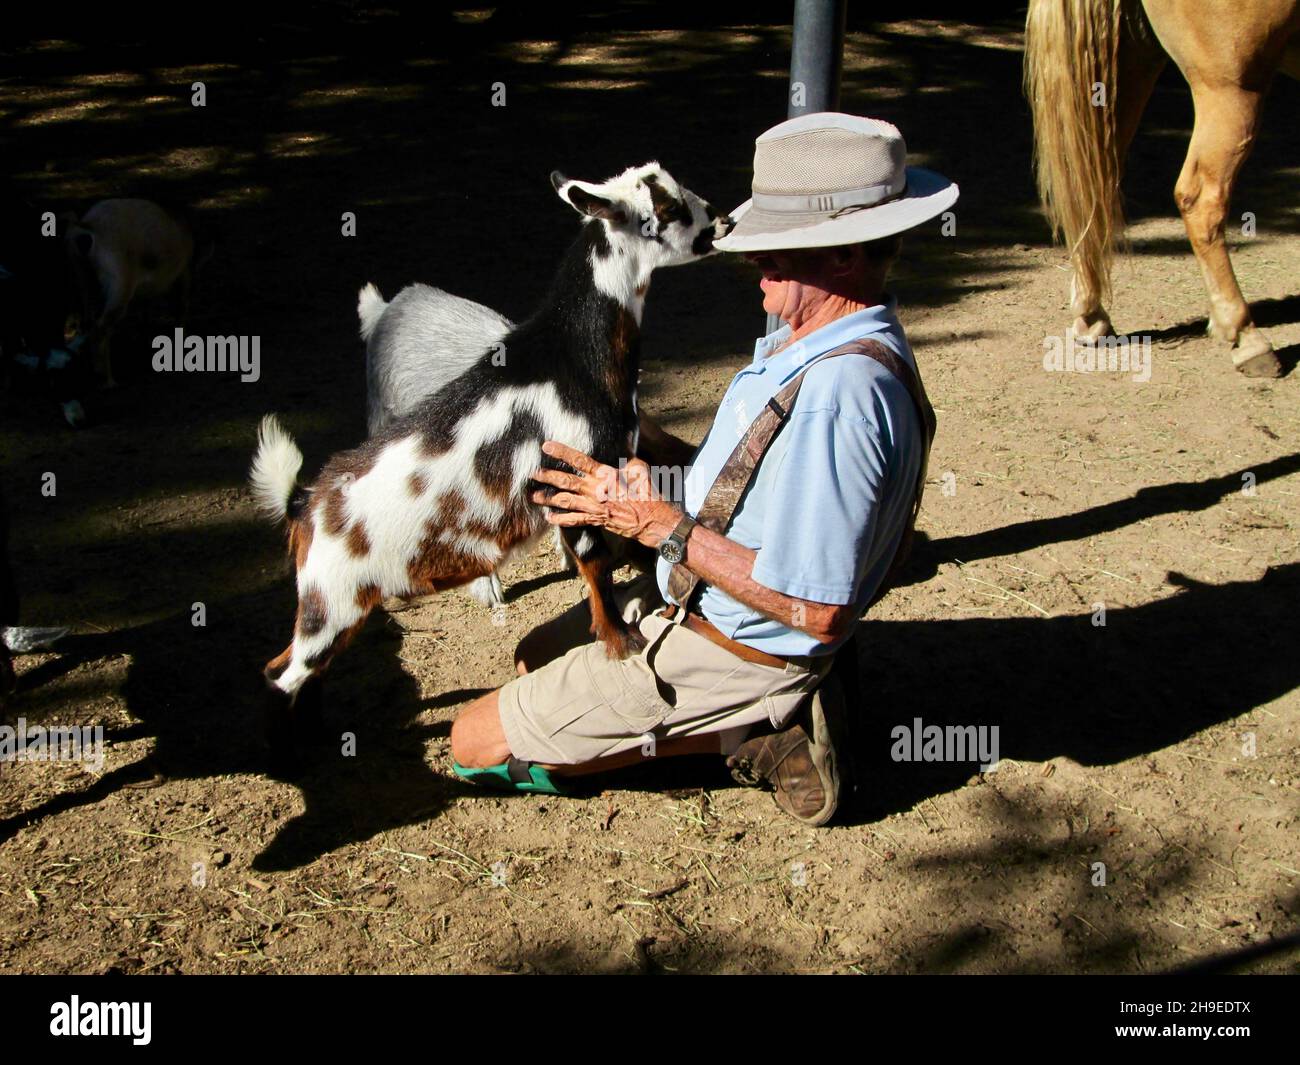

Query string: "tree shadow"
[[568, 561, 1297, 815], [905, 450, 1300, 582], [841, 562, 1297, 824], [0, 572, 460, 870]]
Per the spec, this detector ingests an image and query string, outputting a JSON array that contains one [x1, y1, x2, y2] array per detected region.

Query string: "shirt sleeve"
[[749, 401, 892, 606]]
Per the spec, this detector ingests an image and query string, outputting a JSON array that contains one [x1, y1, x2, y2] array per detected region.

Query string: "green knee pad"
[[452, 756, 564, 795]]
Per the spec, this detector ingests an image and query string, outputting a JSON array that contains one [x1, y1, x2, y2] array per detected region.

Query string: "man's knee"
[[448, 714, 481, 766], [450, 690, 511, 768]]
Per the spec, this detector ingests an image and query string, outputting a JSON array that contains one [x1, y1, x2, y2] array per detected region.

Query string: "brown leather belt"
[[658, 604, 789, 669]]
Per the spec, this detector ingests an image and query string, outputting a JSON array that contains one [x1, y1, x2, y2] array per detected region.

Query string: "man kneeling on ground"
[[451, 113, 954, 825]]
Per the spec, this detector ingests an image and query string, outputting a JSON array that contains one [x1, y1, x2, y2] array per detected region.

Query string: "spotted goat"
[[250, 164, 730, 714]]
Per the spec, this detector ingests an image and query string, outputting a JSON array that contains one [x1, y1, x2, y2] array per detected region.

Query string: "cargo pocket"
[[585, 634, 672, 734], [531, 687, 607, 740], [643, 619, 752, 718]]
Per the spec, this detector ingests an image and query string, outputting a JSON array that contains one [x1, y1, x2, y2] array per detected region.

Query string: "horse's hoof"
[[1067, 317, 1115, 344], [1236, 349, 1283, 378], [1234, 334, 1282, 378]]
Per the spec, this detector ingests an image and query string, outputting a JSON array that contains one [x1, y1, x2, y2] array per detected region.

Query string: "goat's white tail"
[[249, 414, 305, 523], [357, 282, 388, 341]]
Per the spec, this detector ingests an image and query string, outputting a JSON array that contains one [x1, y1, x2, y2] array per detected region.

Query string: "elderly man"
[[450, 113, 956, 825]]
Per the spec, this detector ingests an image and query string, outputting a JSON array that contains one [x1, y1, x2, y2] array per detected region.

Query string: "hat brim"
[[713, 167, 958, 252]]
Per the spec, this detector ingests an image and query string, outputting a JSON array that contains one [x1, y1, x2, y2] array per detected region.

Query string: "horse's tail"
[[1024, 0, 1126, 306]]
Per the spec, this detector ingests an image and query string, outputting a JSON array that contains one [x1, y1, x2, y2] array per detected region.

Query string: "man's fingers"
[[541, 441, 603, 475], [545, 509, 601, 527], [531, 467, 584, 492], [541, 491, 602, 516]]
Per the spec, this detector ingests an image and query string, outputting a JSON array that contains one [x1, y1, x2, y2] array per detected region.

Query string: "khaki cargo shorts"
[[498, 575, 830, 766]]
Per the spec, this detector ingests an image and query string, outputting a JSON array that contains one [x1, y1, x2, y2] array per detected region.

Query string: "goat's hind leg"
[[561, 527, 645, 659]]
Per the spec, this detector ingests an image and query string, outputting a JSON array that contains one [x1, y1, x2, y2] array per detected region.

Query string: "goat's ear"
[[552, 172, 628, 224]]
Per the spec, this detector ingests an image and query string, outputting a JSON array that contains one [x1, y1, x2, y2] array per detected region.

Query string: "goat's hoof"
[[466, 574, 505, 608], [603, 627, 647, 659]]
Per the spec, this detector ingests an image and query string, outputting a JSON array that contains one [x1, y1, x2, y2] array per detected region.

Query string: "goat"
[[358, 283, 518, 607], [250, 163, 730, 724], [359, 282, 512, 439], [64, 198, 211, 387]]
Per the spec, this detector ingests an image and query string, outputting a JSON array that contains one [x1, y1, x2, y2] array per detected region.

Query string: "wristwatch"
[[658, 514, 697, 565]]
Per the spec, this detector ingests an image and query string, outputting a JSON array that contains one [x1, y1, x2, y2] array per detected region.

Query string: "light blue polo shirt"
[[655, 298, 924, 657]]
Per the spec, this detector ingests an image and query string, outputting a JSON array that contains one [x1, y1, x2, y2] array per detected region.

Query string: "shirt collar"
[[749, 296, 900, 382]]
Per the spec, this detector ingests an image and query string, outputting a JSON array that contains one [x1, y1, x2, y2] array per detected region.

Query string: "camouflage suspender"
[[665, 337, 935, 611]]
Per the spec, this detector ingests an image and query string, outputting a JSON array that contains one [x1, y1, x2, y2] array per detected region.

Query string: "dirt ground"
[[1, 3, 1297, 974]]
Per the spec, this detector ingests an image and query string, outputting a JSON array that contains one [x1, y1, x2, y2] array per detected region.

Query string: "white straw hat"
[[714, 112, 958, 252]]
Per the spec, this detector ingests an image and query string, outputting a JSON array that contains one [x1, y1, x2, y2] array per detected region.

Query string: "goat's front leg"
[[561, 527, 644, 659], [262, 581, 380, 772]]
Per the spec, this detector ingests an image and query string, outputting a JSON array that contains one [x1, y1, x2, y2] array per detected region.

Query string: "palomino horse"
[[1025, 0, 1300, 377]]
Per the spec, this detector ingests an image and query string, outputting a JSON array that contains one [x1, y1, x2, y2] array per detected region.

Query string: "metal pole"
[[766, 0, 847, 335], [788, 0, 845, 117]]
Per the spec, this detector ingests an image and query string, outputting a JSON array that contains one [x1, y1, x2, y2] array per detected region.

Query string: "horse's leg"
[[1173, 81, 1280, 376], [1143, 0, 1295, 376], [1072, 18, 1167, 341]]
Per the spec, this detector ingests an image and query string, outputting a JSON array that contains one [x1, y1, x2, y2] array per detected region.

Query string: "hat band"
[[749, 179, 904, 215]]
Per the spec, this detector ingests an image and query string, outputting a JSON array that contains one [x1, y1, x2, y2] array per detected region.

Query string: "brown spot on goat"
[[320, 488, 348, 537], [346, 520, 371, 558], [606, 307, 639, 399], [407, 471, 427, 497], [474, 410, 543, 502], [303, 623, 362, 671], [435, 489, 468, 529], [407, 516, 493, 593], [356, 583, 382, 612], [264, 644, 294, 683], [297, 585, 328, 637], [418, 430, 452, 460], [288, 517, 313, 570], [312, 442, 384, 535], [644, 173, 692, 227], [465, 503, 535, 553]]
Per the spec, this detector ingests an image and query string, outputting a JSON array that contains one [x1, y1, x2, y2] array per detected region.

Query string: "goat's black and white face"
[[551, 163, 732, 308]]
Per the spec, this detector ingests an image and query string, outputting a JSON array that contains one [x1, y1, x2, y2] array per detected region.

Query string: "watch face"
[[659, 539, 684, 565]]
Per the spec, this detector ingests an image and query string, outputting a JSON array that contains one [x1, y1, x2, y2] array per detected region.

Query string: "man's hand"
[[531, 442, 680, 549]]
